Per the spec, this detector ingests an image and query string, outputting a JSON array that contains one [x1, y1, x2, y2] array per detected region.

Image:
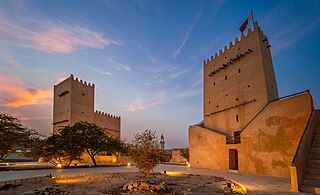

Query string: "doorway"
[[229, 149, 238, 170]]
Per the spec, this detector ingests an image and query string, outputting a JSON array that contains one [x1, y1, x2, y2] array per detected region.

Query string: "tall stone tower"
[[203, 21, 278, 135], [53, 74, 120, 138]]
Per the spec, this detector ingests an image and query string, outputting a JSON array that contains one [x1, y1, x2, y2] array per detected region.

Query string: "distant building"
[[189, 22, 318, 192], [160, 134, 165, 150], [162, 148, 188, 164], [53, 74, 120, 138]]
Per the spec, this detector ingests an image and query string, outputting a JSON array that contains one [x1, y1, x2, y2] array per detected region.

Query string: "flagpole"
[[251, 9, 254, 25]]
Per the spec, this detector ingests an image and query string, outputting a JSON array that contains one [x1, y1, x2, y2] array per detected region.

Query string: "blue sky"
[[0, 0, 319, 148]]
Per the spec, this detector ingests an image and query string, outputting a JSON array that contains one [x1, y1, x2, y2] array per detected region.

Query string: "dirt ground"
[[0, 172, 244, 195]]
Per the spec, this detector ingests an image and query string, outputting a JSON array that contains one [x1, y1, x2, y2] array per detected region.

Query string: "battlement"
[[204, 21, 266, 66], [55, 74, 95, 87], [94, 110, 120, 119], [71, 74, 94, 87]]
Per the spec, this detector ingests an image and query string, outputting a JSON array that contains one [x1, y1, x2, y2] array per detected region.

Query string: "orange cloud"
[[0, 74, 52, 107]]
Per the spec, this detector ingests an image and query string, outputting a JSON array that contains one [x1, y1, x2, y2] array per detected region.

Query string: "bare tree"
[[129, 129, 162, 179]]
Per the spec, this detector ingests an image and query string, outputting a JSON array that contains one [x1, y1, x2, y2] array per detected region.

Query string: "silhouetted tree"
[[68, 121, 123, 167], [0, 113, 40, 161], [41, 133, 82, 166], [129, 129, 162, 179], [22, 130, 46, 161]]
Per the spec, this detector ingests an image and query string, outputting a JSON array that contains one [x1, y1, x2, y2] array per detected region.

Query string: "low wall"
[[0, 176, 53, 186]]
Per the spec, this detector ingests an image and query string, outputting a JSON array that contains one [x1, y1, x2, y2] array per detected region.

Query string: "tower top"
[[160, 134, 165, 150], [55, 74, 95, 87], [204, 21, 264, 66]]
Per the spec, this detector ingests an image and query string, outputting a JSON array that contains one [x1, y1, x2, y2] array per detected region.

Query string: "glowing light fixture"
[[6, 163, 9, 166], [57, 163, 62, 168], [165, 171, 184, 176], [127, 162, 131, 166], [188, 163, 191, 167]]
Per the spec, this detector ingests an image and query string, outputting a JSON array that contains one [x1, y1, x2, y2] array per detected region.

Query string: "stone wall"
[[189, 92, 313, 178], [239, 92, 312, 177], [94, 111, 120, 138], [170, 149, 188, 164]]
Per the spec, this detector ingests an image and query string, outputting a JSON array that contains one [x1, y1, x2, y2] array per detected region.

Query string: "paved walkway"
[[0, 164, 310, 194]]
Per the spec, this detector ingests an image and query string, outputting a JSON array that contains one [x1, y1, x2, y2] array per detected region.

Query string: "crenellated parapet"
[[70, 74, 94, 87], [204, 21, 267, 67], [94, 110, 121, 120]]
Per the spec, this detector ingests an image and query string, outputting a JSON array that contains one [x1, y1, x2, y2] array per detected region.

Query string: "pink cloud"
[[0, 74, 52, 107], [126, 92, 167, 112], [0, 16, 120, 53]]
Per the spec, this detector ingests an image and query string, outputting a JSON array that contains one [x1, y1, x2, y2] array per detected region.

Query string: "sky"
[[0, 0, 319, 148]]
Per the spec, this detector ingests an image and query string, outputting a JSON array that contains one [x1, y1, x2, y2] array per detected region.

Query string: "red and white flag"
[[239, 11, 253, 33]]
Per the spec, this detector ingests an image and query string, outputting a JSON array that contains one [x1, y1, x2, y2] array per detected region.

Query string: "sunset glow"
[[0, 0, 319, 147]]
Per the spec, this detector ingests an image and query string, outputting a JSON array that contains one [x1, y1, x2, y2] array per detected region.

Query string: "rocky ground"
[[0, 172, 244, 195]]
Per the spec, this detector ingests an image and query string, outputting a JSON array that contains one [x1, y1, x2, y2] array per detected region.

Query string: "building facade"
[[189, 22, 314, 179], [53, 74, 120, 138]]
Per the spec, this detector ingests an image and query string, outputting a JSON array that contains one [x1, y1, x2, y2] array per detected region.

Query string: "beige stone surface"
[[190, 92, 312, 178], [170, 149, 188, 164], [203, 22, 278, 134], [189, 21, 314, 179], [53, 74, 120, 138]]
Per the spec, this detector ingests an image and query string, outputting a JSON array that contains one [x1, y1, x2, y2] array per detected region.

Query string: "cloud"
[[261, 4, 320, 56], [0, 74, 52, 107], [270, 17, 320, 55], [126, 92, 167, 112], [173, 8, 202, 58], [0, 48, 17, 65], [107, 58, 131, 71], [84, 65, 112, 75], [126, 86, 202, 112], [138, 44, 158, 64], [140, 64, 178, 86], [192, 68, 203, 86], [169, 66, 192, 79], [174, 88, 203, 98], [0, 15, 120, 54]]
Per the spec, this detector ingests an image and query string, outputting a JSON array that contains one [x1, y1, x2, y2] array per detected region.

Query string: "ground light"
[[57, 164, 62, 168], [127, 162, 131, 166]]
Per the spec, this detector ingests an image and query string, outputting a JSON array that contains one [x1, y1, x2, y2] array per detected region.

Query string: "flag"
[[239, 11, 253, 32]]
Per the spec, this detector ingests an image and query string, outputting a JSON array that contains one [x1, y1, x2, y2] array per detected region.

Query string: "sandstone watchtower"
[[189, 21, 314, 180], [53, 74, 120, 138], [203, 21, 278, 135]]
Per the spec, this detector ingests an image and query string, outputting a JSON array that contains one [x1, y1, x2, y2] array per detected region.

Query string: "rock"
[[150, 184, 156, 190], [128, 184, 133, 192], [140, 182, 149, 190], [133, 182, 139, 188], [155, 185, 161, 191]]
